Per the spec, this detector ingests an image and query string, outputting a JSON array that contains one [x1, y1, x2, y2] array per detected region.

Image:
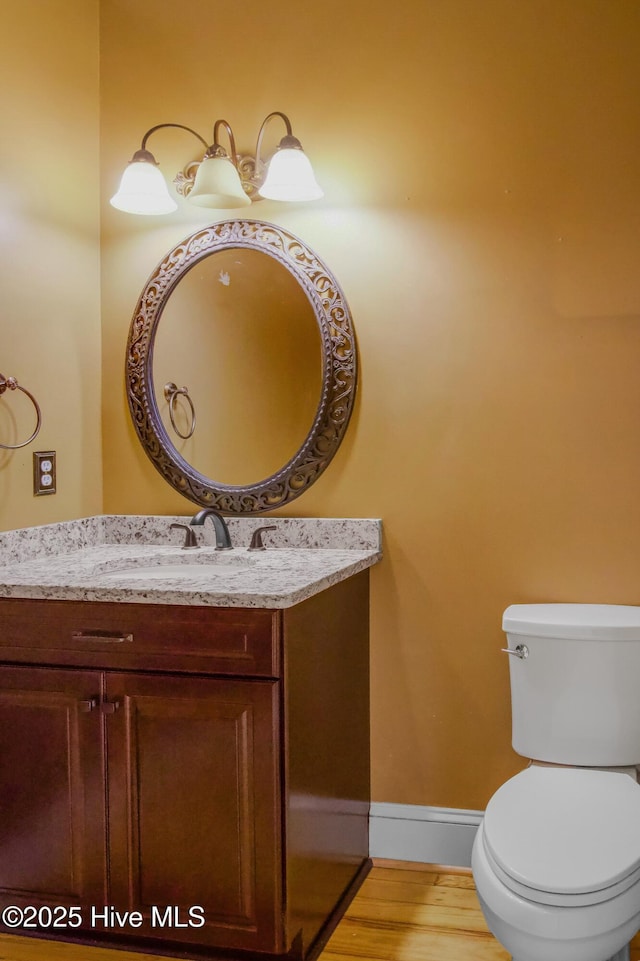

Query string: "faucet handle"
[[248, 526, 277, 551], [170, 523, 198, 550]]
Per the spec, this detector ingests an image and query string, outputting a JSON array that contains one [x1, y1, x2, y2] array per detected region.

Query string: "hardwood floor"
[[323, 860, 509, 961], [0, 860, 639, 961], [324, 860, 640, 961]]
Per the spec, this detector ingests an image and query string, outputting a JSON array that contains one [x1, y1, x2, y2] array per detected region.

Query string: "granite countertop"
[[0, 515, 382, 609]]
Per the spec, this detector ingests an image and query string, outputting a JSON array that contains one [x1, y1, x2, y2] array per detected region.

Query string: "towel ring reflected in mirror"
[[125, 220, 357, 513], [164, 382, 197, 440], [0, 373, 42, 450]]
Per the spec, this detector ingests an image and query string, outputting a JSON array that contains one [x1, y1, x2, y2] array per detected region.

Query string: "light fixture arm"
[[206, 119, 241, 168], [255, 111, 301, 171], [134, 123, 209, 162]]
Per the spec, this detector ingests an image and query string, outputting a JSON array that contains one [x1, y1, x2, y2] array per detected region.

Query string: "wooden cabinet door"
[[0, 666, 107, 914], [105, 673, 283, 953]]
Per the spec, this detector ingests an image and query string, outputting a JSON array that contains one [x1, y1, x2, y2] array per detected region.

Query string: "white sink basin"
[[97, 552, 257, 581]]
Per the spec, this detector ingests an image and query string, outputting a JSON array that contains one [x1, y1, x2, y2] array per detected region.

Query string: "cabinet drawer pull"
[[79, 697, 98, 713], [71, 630, 133, 643], [101, 700, 121, 714]]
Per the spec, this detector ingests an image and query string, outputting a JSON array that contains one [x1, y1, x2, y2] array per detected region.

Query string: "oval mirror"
[[126, 220, 357, 513]]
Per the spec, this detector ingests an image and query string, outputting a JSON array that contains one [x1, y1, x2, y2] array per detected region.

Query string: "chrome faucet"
[[189, 508, 233, 550]]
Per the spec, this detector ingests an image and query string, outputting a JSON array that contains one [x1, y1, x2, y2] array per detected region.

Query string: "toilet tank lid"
[[503, 603, 640, 640]]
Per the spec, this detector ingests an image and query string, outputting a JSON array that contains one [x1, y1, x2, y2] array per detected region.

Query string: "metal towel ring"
[[0, 373, 42, 449], [164, 382, 196, 440]]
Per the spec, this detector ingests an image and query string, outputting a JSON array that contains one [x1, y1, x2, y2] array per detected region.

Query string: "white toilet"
[[472, 603, 640, 961]]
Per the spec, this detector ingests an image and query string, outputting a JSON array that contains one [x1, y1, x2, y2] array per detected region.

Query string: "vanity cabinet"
[[0, 572, 370, 961]]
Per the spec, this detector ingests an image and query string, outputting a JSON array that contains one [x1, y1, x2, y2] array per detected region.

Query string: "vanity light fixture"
[[110, 112, 323, 215]]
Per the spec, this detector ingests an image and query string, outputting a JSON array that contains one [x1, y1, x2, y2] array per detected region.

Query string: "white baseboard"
[[369, 801, 484, 868]]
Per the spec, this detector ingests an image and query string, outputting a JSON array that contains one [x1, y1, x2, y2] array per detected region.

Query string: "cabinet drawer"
[[0, 598, 280, 677]]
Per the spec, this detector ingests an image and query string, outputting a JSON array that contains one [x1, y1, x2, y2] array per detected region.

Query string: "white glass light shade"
[[110, 160, 177, 215], [187, 156, 251, 209], [258, 148, 323, 202]]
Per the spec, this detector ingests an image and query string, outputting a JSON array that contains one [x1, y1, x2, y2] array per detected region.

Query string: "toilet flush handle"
[[501, 644, 529, 659]]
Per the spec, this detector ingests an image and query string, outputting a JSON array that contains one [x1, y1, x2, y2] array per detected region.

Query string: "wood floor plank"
[[344, 896, 495, 933], [367, 868, 441, 886], [372, 859, 472, 876], [356, 877, 482, 909], [0, 931, 162, 961], [323, 918, 509, 961], [433, 872, 477, 890], [369, 867, 475, 889]]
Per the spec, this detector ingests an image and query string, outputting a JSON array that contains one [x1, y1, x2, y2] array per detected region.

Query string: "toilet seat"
[[482, 766, 640, 907]]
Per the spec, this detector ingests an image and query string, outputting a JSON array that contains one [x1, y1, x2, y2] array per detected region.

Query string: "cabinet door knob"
[[79, 697, 98, 713], [101, 700, 121, 714]]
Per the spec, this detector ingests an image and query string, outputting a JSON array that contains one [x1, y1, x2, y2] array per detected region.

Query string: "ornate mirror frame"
[[126, 220, 357, 513]]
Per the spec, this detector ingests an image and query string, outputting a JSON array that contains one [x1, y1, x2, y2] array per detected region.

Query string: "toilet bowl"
[[472, 766, 640, 961]]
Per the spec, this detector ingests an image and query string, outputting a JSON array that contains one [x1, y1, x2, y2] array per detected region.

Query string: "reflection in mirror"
[[126, 220, 357, 513], [164, 382, 196, 439], [153, 248, 322, 486]]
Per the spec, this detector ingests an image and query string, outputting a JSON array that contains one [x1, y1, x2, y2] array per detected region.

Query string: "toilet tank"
[[503, 603, 640, 766]]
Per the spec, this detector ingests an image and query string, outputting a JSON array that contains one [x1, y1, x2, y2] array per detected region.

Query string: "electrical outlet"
[[33, 451, 56, 496]]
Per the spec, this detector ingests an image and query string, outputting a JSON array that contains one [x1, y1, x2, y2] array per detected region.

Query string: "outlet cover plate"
[[33, 451, 56, 496]]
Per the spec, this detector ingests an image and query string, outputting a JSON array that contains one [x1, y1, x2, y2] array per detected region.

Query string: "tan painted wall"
[[100, 0, 640, 810], [0, 1, 102, 529]]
